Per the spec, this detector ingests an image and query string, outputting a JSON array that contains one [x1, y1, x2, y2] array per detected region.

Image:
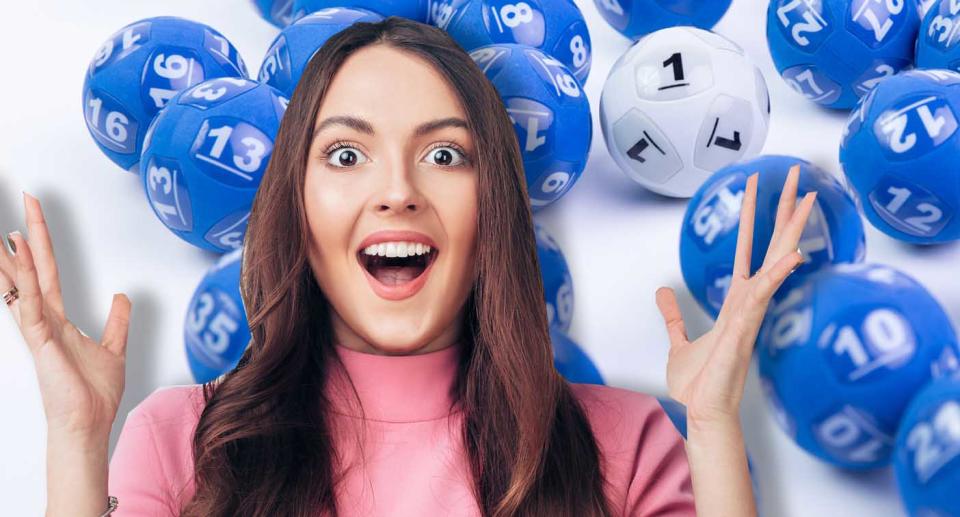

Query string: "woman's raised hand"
[[656, 165, 817, 426], [3, 192, 131, 438]]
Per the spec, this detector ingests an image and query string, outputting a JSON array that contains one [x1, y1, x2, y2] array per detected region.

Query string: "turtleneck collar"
[[324, 341, 463, 423]]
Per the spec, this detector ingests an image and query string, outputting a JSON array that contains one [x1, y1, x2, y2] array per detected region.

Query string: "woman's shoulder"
[[566, 382, 696, 516], [130, 383, 207, 425], [108, 384, 205, 515], [566, 382, 671, 436], [118, 383, 207, 443]]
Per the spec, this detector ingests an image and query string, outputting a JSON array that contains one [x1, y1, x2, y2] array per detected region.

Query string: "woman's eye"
[[326, 146, 368, 168], [425, 146, 467, 167]]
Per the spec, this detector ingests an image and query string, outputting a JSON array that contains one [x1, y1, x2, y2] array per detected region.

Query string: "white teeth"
[[362, 241, 434, 257]]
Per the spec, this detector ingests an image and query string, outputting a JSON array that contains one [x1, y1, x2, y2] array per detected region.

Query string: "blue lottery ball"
[[429, 0, 592, 83], [839, 69, 960, 243], [918, 0, 938, 19], [469, 44, 592, 211], [894, 373, 960, 517], [140, 78, 287, 253], [258, 8, 384, 97], [292, 0, 428, 22], [656, 396, 689, 437], [680, 155, 866, 319], [534, 223, 574, 332], [81, 17, 248, 173], [550, 328, 604, 384], [252, 0, 297, 27], [592, 0, 732, 40], [758, 263, 960, 469], [185, 247, 251, 383], [766, 0, 919, 109], [917, 0, 960, 72]]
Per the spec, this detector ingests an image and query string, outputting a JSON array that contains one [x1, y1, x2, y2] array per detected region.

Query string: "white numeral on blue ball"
[[907, 400, 960, 482], [187, 292, 238, 354]]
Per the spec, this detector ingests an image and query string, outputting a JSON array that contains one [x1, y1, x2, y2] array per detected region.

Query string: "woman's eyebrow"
[[312, 115, 469, 140], [412, 117, 469, 137]]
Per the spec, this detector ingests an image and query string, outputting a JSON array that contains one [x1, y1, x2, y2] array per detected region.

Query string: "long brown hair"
[[179, 16, 612, 517]]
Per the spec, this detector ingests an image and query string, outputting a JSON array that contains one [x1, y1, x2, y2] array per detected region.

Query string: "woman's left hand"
[[655, 164, 817, 427]]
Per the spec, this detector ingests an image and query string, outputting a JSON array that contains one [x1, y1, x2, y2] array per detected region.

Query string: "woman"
[[6, 16, 814, 517]]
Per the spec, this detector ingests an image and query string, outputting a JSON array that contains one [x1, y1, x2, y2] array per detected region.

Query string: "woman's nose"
[[373, 158, 424, 214]]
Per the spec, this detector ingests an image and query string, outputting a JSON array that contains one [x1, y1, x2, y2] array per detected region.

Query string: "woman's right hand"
[[3, 191, 131, 439]]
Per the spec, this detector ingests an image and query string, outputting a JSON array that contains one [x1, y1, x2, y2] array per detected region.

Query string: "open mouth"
[[358, 245, 439, 287]]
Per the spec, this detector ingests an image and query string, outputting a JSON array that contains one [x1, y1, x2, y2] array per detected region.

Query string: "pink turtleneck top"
[[108, 342, 695, 516]]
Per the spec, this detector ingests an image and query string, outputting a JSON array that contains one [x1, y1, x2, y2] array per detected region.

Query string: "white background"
[[1, 0, 957, 515]]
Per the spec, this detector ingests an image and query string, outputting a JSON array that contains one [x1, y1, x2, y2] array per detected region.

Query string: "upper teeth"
[[363, 241, 433, 258]]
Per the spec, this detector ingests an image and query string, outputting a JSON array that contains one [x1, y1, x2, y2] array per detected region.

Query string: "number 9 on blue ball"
[[469, 44, 591, 211]]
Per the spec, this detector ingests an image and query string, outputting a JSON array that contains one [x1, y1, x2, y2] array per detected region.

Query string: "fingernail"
[[6, 231, 18, 255]]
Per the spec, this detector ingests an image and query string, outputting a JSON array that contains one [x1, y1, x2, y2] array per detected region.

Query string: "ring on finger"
[[3, 285, 19, 305]]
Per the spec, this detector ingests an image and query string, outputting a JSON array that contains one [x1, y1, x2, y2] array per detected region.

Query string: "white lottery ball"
[[600, 26, 771, 198]]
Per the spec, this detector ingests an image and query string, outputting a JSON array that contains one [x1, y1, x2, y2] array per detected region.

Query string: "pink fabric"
[[109, 341, 695, 516]]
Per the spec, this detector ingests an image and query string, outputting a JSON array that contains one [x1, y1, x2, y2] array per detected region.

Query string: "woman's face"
[[304, 44, 478, 356]]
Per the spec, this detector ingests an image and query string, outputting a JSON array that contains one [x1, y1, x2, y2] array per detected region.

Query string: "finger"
[[0, 258, 20, 324], [101, 293, 132, 357], [0, 228, 15, 279], [655, 287, 689, 350], [766, 191, 818, 264], [732, 173, 759, 279], [752, 250, 804, 305], [9, 231, 48, 341], [769, 164, 801, 244], [23, 192, 66, 319]]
